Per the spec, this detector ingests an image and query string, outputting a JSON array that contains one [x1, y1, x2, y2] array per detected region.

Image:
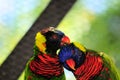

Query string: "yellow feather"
[[35, 32, 46, 54], [73, 42, 86, 53]]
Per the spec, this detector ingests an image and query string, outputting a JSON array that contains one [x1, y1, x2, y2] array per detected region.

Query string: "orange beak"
[[61, 36, 70, 46], [66, 58, 76, 70]]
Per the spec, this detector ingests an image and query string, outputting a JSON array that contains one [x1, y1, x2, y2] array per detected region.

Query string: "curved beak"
[[61, 36, 70, 46], [66, 58, 76, 71]]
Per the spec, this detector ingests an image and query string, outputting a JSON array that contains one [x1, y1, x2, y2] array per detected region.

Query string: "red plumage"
[[29, 54, 64, 78], [74, 52, 103, 80]]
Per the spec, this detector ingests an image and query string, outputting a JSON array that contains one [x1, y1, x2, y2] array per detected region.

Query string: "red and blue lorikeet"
[[24, 27, 70, 80], [58, 42, 120, 80]]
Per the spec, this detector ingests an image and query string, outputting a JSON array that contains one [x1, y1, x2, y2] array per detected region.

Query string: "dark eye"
[[72, 50, 75, 54], [52, 34, 58, 39]]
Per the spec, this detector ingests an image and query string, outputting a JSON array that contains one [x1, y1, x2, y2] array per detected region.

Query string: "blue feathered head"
[[58, 43, 85, 71]]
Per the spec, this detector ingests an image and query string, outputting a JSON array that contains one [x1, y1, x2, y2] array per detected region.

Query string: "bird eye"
[[72, 50, 75, 54], [52, 34, 58, 39]]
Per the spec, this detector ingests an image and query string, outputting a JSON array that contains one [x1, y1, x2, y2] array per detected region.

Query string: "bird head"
[[35, 27, 70, 54], [58, 43, 86, 71]]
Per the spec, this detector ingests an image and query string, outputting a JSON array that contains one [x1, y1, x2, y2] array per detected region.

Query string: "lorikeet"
[[24, 27, 70, 80], [58, 42, 120, 80]]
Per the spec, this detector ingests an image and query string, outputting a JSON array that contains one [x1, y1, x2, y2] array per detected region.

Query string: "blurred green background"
[[0, 0, 120, 80]]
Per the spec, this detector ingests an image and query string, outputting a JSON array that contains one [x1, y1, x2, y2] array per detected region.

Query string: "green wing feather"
[[95, 52, 120, 80], [84, 50, 120, 80]]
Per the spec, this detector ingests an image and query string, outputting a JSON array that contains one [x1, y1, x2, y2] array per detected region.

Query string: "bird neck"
[[34, 45, 57, 56], [45, 49, 57, 56]]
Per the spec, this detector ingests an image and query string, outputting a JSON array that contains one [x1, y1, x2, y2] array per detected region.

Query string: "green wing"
[[94, 52, 120, 80]]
